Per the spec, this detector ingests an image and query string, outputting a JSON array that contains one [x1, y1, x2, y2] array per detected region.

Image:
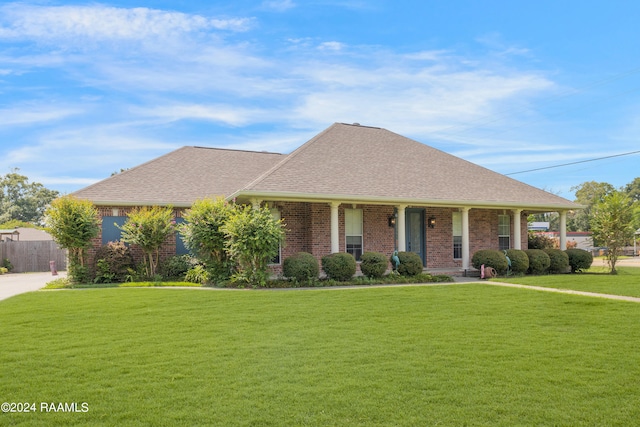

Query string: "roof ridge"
[[237, 123, 342, 193]]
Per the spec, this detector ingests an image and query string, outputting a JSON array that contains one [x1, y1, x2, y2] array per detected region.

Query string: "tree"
[[0, 169, 59, 225], [568, 181, 615, 232], [177, 197, 235, 281], [624, 177, 640, 202], [44, 196, 100, 283], [590, 191, 635, 274], [118, 206, 176, 278], [223, 205, 285, 287]]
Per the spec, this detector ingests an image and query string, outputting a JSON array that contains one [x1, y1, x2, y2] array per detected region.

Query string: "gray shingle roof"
[[236, 123, 578, 210], [74, 123, 578, 210], [73, 146, 284, 206]]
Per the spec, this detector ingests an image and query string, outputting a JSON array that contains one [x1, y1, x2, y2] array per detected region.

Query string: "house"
[[73, 123, 580, 274]]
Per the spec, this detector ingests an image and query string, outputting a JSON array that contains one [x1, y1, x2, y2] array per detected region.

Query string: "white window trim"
[[345, 208, 363, 261]]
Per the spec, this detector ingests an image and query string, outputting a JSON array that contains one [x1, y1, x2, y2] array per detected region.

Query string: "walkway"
[[0, 271, 66, 301]]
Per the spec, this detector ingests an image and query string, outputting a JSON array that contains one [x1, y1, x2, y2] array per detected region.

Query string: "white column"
[[330, 202, 340, 253], [461, 207, 470, 270], [396, 205, 407, 252], [559, 210, 567, 250], [513, 209, 522, 250], [250, 198, 262, 209]]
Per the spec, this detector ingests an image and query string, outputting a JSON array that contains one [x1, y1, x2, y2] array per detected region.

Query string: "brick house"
[[73, 123, 579, 274]]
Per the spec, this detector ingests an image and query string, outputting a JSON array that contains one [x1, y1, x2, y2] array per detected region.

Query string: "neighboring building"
[[73, 123, 580, 274], [528, 222, 550, 232], [533, 231, 594, 251]]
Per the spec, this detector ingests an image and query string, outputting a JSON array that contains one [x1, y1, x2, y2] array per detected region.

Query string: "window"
[[269, 208, 282, 265], [452, 212, 462, 259], [174, 217, 189, 255], [345, 208, 363, 261], [498, 214, 510, 251]]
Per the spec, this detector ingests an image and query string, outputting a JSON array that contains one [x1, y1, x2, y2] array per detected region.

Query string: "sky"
[[1, 0, 639, 200]]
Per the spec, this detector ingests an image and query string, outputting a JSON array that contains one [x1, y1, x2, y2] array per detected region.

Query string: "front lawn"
[[493, 266, 640, 297], [2, 286, 640, 425]]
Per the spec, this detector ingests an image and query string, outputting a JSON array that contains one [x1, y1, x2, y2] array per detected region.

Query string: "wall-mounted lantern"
[[428, 216, 436, 228], [388, 215, 396, 227]]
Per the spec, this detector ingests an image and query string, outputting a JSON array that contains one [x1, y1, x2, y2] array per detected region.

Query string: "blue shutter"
[[175, 217, 190, 255], [102, 216, 127, 245]]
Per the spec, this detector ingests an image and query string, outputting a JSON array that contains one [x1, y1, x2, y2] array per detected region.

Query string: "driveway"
[[0, 271, 66, 301]]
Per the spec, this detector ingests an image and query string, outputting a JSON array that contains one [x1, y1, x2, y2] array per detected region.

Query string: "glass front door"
[[405, 208, 425, 267]]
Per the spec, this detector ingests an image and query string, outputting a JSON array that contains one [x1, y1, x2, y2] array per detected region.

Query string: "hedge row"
[[472, 248, 592, 276]]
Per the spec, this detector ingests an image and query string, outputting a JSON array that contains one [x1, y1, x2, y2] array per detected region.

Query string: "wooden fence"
[[0, 241, 67, 273]]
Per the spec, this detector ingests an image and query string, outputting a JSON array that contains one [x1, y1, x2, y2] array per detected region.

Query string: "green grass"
[[2, 286, 640, 426], [494, 266, 640, 297]]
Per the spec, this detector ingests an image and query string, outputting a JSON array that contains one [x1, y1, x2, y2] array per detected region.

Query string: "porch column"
[[330, 202, 340, 253], [461, 207, 470, 271], [513, 209, 522, 250], [250, 198, 262, 209], [559, 210, 567, 250], [396, 205, 407, 252]]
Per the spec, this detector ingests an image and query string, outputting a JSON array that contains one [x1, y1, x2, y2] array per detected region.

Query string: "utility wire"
[[505, 150, 640, 176]]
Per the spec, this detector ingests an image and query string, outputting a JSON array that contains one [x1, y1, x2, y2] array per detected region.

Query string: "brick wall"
[[91, 203, 533, 276]]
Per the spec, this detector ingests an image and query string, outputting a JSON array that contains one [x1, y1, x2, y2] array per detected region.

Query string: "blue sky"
[[1, 1, 639, 199]]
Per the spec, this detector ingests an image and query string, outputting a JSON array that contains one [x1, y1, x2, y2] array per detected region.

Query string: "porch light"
[[428, 216, 436, 228], [388, 215, 396, 227]]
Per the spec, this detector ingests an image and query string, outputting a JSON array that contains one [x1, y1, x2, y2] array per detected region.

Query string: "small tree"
[[178, 197, 235, 281], [44, 196, 99, 283], [118, 206, 176, 278], [223, 205, 285, 287], [591, 191, 635, 274]]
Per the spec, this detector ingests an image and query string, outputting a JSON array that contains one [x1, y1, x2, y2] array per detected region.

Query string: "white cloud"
[[132, 103, 269, 126], [0, 105, 82, 126], [0, 3, 253, 42]]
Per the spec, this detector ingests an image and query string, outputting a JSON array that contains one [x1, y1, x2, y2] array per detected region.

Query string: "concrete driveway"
[[0, 271, 66, 301]]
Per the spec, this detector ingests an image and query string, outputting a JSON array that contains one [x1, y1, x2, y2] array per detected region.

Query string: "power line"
[[505, 150, 640, 176]]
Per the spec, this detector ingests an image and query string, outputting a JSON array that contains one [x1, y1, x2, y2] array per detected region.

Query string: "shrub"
[[565, 248, 593, 273], [93, 241, 135, 283], [392, 251, 423, 276], [544, 249, 569, 274], [2, 258, 13, 272], [359, 252, 389, 278], [321, 253, 356, 281], [0, 267, 7, 274], [528, 232, 555, 249], [283, 252, 319, 282], [525, 249, 551, 275], [471, 250, 508, 275], [505, 249, 529, 274], [185, 265, 210, 285], [159, 255, 197, 280]]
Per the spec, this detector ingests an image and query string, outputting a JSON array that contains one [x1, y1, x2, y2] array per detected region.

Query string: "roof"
[[73, 123, 579, 211], [73, 146, 284, 206], [235, 123, 579, 210]]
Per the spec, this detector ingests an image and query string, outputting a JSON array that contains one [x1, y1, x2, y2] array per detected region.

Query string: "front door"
[[405, 208, 425, 267]]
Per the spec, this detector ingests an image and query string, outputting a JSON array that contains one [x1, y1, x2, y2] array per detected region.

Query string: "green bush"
[[185, 265, 210, 285], [544, 249, 569, 274], [565, 249, 593, 273], [528, 232, 555, 249], [392, 251, 423, 276], [93, 241, 135, 283], [360, 252, 389, 278], [505, 249, 529, 274], [0, 267, 7, 274], [525, 249, 551, 275], [471, 250, 508, 274], [321, 253, 356, 281], [283, 252, 319, 282], [159, 255, 197, 280], [2, 258, 13, 272]]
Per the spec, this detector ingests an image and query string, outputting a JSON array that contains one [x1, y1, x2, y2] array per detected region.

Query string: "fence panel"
[[0, 241, 67, 273]]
